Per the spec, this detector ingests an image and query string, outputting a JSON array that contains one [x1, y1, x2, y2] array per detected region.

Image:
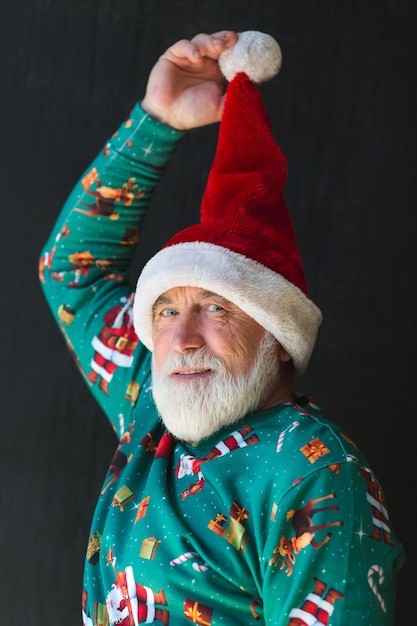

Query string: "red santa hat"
[[134, 31, 322, 374]]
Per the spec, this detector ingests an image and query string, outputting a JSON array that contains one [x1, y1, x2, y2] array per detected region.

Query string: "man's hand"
[[141, 31, 238, 130]]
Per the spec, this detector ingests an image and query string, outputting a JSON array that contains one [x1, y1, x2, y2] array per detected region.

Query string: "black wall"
[[1, 1, 415, 624]]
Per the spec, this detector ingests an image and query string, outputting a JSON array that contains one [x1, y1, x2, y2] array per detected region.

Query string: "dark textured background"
[[1, 1, 415, 623]]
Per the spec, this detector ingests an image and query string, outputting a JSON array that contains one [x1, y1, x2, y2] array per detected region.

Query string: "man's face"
[[150, 286, 289, 442], [152, 286, 266, 379]]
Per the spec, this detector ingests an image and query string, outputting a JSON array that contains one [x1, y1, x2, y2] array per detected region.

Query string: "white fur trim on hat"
[[133, 242, 322, 374]]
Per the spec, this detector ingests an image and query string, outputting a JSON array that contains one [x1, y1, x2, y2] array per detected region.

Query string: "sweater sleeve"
[[261, 460, 405, 625], [39, 103, 185, 435]]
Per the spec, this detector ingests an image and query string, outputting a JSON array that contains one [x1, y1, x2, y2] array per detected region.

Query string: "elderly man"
[[40, 30, 404, 626]]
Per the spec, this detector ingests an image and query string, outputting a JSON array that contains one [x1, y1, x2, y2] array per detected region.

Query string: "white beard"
[[151, 332, 280, 442]]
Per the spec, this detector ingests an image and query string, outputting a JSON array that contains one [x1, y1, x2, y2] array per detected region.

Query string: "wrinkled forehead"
[[153, 286, 235, 307]]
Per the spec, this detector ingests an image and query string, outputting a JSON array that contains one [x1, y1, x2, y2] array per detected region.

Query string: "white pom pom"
[[218, 31, 282, 84]]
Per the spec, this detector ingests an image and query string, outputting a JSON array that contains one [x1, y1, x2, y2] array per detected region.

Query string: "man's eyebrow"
[[201, 291, 232, 306], [152, 295, 172, 315], [152, 290, 231, 315]]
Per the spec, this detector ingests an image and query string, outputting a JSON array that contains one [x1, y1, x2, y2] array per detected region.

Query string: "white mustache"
[[161, 350, 225, 376]]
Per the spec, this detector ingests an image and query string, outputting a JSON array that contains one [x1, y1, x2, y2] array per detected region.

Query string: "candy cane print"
[[118, 413, 125, 437], [367, 564, 387, 612], [276, 421, 300, 453], [192, 561, 209, 572], [170, 551, 199, 566], [170, 551, 209, 572]]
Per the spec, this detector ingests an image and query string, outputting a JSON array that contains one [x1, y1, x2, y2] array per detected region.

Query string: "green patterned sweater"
[[40, 104, 405, 625]]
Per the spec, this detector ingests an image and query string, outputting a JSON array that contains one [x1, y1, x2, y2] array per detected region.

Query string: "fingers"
[[191, 30, 238, 58], [165, 30, 238, 64]]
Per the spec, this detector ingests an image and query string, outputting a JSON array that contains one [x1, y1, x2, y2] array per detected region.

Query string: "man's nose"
[[171, 312, 204, 353]]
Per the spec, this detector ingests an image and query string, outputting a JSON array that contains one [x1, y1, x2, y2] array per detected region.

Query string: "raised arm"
[[39, 31, 238, 432]]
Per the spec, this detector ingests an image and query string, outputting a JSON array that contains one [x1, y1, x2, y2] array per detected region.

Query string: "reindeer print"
[[75, 167, 144, 219], [269, 493, 343, 576]]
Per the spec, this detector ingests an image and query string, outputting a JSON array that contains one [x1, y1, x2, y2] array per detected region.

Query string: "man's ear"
[[278, 345, 292, 363]]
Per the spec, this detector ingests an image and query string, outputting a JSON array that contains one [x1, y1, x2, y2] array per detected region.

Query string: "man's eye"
[[208, 303, 225, 313], [161, 308, 177, 317]]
